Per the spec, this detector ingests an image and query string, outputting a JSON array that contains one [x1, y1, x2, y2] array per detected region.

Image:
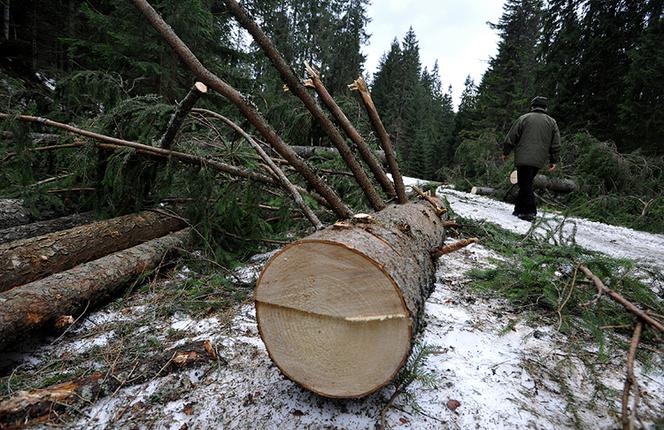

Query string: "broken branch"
[[430, 238, 479, 258]]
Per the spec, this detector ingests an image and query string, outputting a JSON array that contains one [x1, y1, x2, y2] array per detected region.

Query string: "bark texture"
[[0, 212, 94, 245], [0, 210, 185, 291], [0, 199, 31, 230], [0, 228, 191, 350], [304, 63, 396, 199], [255, 200, 446, 398]]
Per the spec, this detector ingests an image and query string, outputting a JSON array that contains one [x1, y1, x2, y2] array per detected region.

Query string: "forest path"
[[438, 188, 664, 271]]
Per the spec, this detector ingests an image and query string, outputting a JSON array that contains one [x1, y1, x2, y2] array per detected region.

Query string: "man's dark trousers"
[[515, 165, 539, 216]]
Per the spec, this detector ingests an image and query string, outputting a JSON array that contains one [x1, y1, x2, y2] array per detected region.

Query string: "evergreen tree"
[[618, 0, 664, 154], [475, 0, 544, 134]]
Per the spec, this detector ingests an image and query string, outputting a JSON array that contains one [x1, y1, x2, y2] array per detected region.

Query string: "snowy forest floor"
[[1, 188, 663, 429]]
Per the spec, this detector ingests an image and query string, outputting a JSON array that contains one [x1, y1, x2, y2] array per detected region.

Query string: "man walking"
[[502, 96, 561, 221]]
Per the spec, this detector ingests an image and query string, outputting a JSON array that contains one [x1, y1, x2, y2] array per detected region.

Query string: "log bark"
[[0, 338, 213, 429], [470, 186, 497, 196], [192, 108, 323, 230], [0, 210, 185, 291], [509, 170, 578, 193], [255, 200, 446, 398], [159, 81, 207, 149], [221, 0, 385, 211], [0, 228, 191, 350], [349, 77, 408, 204], [130, 0, 352, 219], [304, 63, 396, 199], [0, 199, 31, 230], [0, 212, 94, 245]]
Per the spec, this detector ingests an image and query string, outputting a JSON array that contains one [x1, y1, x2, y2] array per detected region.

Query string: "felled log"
[[0, 210, 185, 291], [0, 339, 214, 428], [470, 186, 497, 196], [159, 81, 207, 149], [255, 200, 446, 398], [509, 170, 578, 193], [0, 229, 191, 350], [0, 212, 94, 245], [0, 199, 31, 230]]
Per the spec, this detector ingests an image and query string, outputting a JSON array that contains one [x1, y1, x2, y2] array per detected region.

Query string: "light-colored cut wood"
[[255, 200, 446, 398]]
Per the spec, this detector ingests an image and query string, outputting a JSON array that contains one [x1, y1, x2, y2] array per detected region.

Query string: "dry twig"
[[621, 320, 643, 430]]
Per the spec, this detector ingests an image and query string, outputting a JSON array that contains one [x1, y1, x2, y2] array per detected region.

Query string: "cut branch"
[[304, 62, 396, 199], [0, 116, 332, 211], [578, 265, 664, 335], [221, 0, 385, 211], [130, 0, 352, 219], [349, 77, 408, 204], [621, 320, 643, 430], [412, 185, 446, 216], [430, 238, 479, 258], [159, 81, 207, 149], [193, 108, 323, 230]]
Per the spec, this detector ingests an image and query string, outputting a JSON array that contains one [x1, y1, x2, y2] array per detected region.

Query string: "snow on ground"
[[54, 245, 663, 430], [5, 184, 664, 429], [438, 188, 664, 271]]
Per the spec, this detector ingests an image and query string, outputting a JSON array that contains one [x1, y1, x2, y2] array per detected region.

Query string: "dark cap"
[[531, 96, 548, 109]]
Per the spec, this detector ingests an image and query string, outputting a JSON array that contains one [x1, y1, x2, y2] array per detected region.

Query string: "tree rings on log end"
[[255, 240, 411, 399]]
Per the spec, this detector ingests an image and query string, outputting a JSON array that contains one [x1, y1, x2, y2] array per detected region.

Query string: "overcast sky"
[[363, 1, 506, 110]]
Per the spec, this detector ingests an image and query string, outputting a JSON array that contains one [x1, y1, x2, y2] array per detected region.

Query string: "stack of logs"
[[0, 205, 190, 350]]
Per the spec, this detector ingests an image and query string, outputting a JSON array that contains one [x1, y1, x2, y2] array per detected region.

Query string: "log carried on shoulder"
[[0, 210, 185, 291], [509, 170, 578, 193], [255, 200, 446, 398]]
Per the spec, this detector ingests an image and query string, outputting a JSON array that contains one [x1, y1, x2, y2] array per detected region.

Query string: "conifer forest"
[[0, 1, 663, 429]]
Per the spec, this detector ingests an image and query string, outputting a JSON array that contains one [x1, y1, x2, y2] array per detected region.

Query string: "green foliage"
[[462, 217, 664, 351]]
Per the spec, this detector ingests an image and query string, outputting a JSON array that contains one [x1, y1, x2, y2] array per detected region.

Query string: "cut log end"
[[256, 240, 411, 398], [194, 81, 208, 94]]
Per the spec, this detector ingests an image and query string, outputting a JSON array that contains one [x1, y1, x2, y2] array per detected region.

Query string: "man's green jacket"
[[503, 109, 561, 169]]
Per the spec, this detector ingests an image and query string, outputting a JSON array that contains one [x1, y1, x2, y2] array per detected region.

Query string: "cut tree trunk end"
[[0, 228, 191, 350], [255, 200, 446, 398], [0, 210, 185, 291], [509, 170, 578, 193], [159, 81, 207, 149]]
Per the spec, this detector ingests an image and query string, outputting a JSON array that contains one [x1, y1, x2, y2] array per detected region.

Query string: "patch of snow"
[[231, 249, 280, 286], [35, 72, 56, 91], [438, 188, 664, 271], [68, 331, 115, 354], [65, 245, 664, 430]]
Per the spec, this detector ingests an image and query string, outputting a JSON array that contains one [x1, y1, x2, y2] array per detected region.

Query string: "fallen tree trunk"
[[509, 170, 578, 193], [0, 199, 31, 229], [470, 186, 497, 196], [0, 212, 94, 245], [0, 210, 185, 291], [255, 200, 446, 398], [0, 228, 191, 350], [0, 338, 214, 429]]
